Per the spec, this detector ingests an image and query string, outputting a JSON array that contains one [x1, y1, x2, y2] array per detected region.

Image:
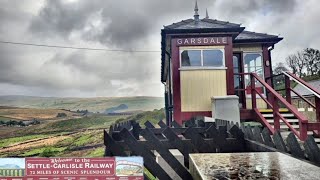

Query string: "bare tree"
[[273, 62, 289, 88], [304, 48, 320, 76], [296, 51, 305, 77], [273, 62, 288, 75], [286, 54, 298, 75], [285, 51, 305, 77]]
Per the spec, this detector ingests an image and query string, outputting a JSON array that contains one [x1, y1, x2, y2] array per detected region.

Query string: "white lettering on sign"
[[176, 37, 228, 46]]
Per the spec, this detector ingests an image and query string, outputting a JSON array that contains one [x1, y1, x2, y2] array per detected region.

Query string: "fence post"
[[299, 121, 308, 141], [285, 75, 291, 104], [251, 74, 257, 109], [273, 97, 280, 131]]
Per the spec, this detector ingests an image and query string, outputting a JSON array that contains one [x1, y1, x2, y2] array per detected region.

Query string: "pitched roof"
[[164, 18, 241, 30], [234, 31, 282, 43], [291, 79, 320, 97], [236, 31, 279, 40]]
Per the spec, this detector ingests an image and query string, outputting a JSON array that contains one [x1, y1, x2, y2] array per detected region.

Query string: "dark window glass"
[[181, 50, 201, 66], [203, 50, 223, 66], [233, 55, 239, 73]]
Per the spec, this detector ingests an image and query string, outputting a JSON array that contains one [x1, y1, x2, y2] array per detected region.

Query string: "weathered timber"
[[261, 127, 275, 147], [273, 131, 288, 152], [286, 133, 305, 158], [304, 135, 320, 164], [119, 128, 172, 180], [141, 128, 193, 180]]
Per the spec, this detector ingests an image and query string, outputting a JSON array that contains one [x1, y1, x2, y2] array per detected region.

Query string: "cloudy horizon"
[[0, 0, 319, 97]]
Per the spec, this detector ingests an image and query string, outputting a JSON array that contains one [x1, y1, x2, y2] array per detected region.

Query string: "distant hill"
[[0, 96, 164, 112], [104, 104, 128, 114], [0, 164, 21, 169]]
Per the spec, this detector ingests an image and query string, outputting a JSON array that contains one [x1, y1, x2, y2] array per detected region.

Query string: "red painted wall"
[[171, 36, 234, 125]]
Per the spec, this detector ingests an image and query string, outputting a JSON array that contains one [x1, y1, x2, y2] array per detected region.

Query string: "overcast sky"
[[0, 0, 319, 97]]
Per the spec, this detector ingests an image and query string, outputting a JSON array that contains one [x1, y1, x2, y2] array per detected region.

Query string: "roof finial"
[[194, 0, 199, 21], [205, 8, 209, 19]]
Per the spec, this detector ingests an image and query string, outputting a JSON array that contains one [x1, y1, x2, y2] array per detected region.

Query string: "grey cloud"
[[29, 0, 206, 48], [0, 0, 318, 97], [29, 0, 298, 48]]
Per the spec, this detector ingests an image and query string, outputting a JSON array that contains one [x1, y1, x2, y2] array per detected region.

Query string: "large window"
[[180, 49, 224, 67]]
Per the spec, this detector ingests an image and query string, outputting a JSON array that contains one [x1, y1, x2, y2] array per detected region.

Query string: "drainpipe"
[[268, 45, 275, 88], [162, 81, 170, 126], [165, 51, 173, 127], [267, 45, 275, 108]]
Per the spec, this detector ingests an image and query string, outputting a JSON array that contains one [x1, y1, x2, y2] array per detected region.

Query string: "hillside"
[[0, 96, 164, 112], [0, 107, 80, 121], [0, 109, 165, 157]]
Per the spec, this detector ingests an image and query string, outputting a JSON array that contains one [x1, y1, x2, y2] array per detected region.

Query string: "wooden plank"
[[286, 133, 304, 159], [109, 125, 114, 135], [240, 124, 247, 138], [119, 128, 172, 180], [158, 120, 167, 128], [252, 126, 263, 143], [111, 127, 208, 137], [261, 127, 275, 148], [172, 121, 182, 128], [236, 122, 240, 127], [222, 138, 244, 152], [132, 122, 141, 140], [272, 131, 288, 152], [144, 121, 155, 128], [205, 121, 215, 128], [103, 130, 127, 156], [141, 128, 193, 180], [163, 127, 198, 167], [226, 122, 231, 131], [245, 126, 254, 140], [205, 124, 219, 139], [184, 127, 212, 153], [245, 139, 277, 152], [218, 126, 228, 139], [303, 135, 320, 164], [184, 118, 196, 127], [229, 125, 244, 140], [197, 119, 205, 127], [205, 125, 220, 151]]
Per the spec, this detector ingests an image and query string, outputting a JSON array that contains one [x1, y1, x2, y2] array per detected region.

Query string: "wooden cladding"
[[246, 98, 267, 109], [233, 45, 262, 52], [180, 69, 227, 112]]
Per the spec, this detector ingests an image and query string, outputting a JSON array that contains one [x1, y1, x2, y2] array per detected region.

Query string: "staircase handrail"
[[283, 71, 320, 98], [251, 73, 309, 123]]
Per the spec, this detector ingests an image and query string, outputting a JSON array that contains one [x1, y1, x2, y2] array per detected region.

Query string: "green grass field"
[[0, 134, 49, 148]]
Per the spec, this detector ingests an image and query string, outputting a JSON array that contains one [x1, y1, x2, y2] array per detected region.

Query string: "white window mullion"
[[201, 50, 203, 66]]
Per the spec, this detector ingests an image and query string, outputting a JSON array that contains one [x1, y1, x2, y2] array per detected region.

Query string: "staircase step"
[[271, 125, 299, 129], [280, 131, 314, 137], [267, 119, 299, 123], [262, 114, 295, 118], [314, 138, 320, 143], [259, 108, 289, 113]]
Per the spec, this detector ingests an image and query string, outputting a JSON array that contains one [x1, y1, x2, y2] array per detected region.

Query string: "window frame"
[[242, 51, 265, 98], [179, 46, 226, 69]]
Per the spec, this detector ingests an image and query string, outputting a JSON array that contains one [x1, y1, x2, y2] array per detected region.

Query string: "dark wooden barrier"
[[240, 124, 320, 166], [104, 119, 320, 179], [104, 120, 245, 180]]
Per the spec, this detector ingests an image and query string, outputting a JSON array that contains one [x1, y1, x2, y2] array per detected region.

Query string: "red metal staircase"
[[237, 72, 320, 142]]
